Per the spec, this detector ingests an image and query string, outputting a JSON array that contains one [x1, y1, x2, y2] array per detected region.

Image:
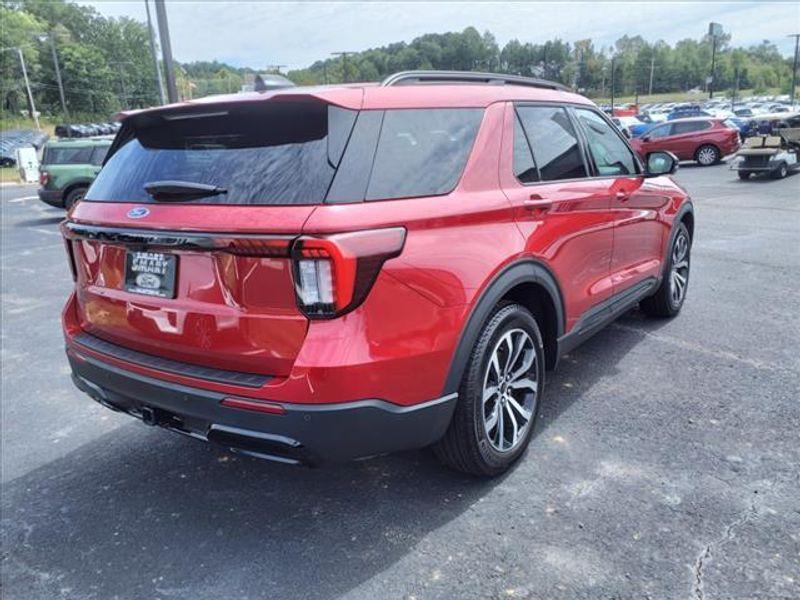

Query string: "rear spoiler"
[[104, 87, 365, 167], [113, 86, 364, 123]]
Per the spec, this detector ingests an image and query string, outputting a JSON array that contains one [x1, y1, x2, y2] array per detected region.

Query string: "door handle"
[[615, 190, 630, 202], [523, 197, 552, 211]]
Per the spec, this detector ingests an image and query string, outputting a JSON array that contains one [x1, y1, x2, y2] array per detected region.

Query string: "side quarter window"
[[574, 109, 638, 176], [512, 112, 538, 183]]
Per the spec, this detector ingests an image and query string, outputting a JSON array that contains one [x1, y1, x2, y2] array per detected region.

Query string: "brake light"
[[292, 227, 406, 318], [39, 171, 49, 186]]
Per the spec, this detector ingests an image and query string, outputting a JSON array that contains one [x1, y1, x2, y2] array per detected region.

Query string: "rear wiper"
[[144, 180, 228, 202]]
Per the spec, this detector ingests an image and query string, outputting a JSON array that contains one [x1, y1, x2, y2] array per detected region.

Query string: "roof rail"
[[380, 70, 570, 92]]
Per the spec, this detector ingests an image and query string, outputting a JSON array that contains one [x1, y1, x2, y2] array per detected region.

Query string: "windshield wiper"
[[144, 180, 228, 202]]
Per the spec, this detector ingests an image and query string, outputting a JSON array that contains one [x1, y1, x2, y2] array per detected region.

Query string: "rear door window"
[[516, 105, 588, 181], [364, 108, 483, 201], [86, 102, 356, 205], [574, 108, 637, 176], [672, 121, 711, 135]]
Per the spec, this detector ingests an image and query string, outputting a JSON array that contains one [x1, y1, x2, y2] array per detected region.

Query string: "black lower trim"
[[558, 277, 658, 355], [38, 188, 64, 208], [68, 349, 457, 465], [73, 332, 271, 388]]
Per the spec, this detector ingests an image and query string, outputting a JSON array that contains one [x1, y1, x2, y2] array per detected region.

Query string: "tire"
[[433, 303, 545, 476], [771, 162, 788, 179], [695, 144, 720, 166], [64, 187, 87, 210], [640, 222, 691, 318], [737, 171, 751, 180]]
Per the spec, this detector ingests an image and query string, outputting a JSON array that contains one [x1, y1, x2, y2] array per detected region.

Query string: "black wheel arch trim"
[[442, 258, 565, 396], [663, 201, 694, 275]]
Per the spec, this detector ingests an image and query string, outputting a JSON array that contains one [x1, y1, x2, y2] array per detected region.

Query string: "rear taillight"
[[291, 227, 406, 318], [39, 171, 49, 186]]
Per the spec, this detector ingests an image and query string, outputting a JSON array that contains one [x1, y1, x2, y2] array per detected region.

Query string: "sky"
[[81, 1, 800, 70]]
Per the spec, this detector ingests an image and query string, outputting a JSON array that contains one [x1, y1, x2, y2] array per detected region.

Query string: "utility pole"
[[154, 0, 178, 103], [2, 47, 40, 129], [789, 34, 800, 106], [144, 0, 166, 104], [610, 56, 616, 114], [708, 22, 722, 99], [331, 51, 354, 83], [38, 34, 68, 117], [709, 38, 717, 98], [648, 53, 655, 96]]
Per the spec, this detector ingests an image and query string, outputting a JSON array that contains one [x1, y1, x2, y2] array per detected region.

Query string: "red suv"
[[630, 117, 740, 166], [61, 71, 694, 475]]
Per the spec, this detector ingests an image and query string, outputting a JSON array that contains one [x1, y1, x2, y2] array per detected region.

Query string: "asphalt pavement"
[[1, 164, 799, 600]]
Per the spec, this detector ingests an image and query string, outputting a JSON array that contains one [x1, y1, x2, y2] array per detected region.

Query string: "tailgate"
[[65, 203, 315, 377]]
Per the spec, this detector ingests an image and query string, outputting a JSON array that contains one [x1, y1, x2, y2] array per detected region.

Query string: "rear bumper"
[[67, 346, 457, 465], [38, 188, 64, 208]]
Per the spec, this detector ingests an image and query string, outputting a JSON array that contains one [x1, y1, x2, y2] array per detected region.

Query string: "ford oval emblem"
[[127, 206, 150, 219]]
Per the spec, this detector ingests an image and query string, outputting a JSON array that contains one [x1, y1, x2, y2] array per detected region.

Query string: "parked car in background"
[[667, 105, 712, 120], [54, 122, 120, 139], [613, 116, 651, 137], [630, 117, 740, 165], [60, 70, 693, 476], [726, 117, 756, 138], [611, 103, 638, 117], [0, 129, 49, 166], [38, 137, 111, 209]]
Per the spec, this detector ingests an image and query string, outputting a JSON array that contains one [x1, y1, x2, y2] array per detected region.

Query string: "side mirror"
[[645, 151, 678, 176], [641, 135, 651, 142]]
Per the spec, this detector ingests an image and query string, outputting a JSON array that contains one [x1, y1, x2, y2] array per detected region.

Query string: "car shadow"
[[14, 216, 64, 227], [1, 307, 664, 599], [733, 170, 798, 183], [535, 306, 670, 434]]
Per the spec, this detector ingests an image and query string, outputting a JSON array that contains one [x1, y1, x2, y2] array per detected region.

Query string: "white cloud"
[[80, 1, 800, 69]]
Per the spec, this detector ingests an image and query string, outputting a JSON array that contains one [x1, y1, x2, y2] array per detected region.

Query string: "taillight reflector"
[[221, 397, 286, 415]]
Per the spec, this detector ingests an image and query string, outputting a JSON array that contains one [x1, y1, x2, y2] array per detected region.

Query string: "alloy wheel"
[[482, 328, 538, 453], [670, 231, 690, 306], [697, 146, 717, 165]]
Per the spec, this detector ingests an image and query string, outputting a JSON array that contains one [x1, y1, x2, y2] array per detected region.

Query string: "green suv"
[[38, 138, 111, 209]]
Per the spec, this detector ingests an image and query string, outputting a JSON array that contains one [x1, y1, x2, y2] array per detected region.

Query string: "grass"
[[1, 166, 23, 184]]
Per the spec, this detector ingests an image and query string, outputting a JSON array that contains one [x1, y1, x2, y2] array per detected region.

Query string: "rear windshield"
[[44, 145, 102, 165], [86, 103, 347, 205]]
